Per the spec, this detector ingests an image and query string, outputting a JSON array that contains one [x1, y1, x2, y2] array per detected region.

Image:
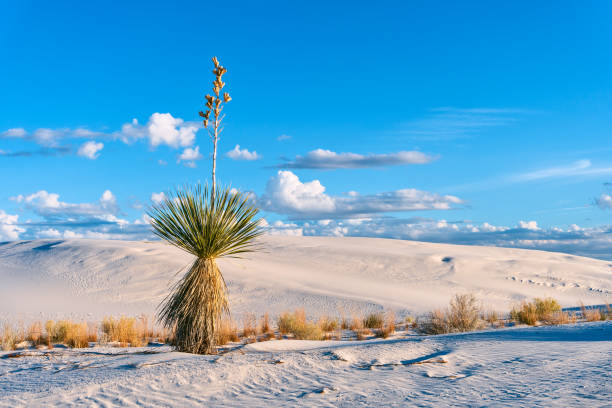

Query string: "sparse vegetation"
[[363, 312, 384, 330], [510, 297, 561, 325], [421, 294, 483, 334], [278, 309, 324, 340], [101, 317, 143, 346]]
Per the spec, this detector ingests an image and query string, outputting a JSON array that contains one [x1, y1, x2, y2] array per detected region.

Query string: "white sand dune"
[[1, 236, 611, 322], [1, 322, 610, 407]]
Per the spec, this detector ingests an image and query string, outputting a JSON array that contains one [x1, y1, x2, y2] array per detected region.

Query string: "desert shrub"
[[102, 317, 143, 346], [510, 298, 562, 325], [318, 316, 339, 332], [45, 320, 89, 348], [217, 319, 239, 345], [378, 311, 396, 338], [483, 310, 502, 327], [421, 309, 450, 334], [447, 294, 481, 332], [242, 313, 257, 338], [260, 312, 272, 334], [363, 312, 384, 329], [277, 310, 323, 340], [421, 294, 483, 334], [1, 323, 17, 351]]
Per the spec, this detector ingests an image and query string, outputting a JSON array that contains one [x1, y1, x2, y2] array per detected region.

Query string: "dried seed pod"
[[212, 56, 219, 67], [223, 92, 231, 103]]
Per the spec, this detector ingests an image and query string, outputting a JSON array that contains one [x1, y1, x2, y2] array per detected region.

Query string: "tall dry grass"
[[421, 294, 483, 334], [510, 298, 561, 325], [278, 309, 324, 340]]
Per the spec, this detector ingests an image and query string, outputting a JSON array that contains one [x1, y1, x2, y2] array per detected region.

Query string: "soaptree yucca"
[[149, 185, 262, 353], [149, 57, 261, 354]]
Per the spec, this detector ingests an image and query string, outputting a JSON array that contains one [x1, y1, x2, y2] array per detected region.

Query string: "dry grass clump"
[[242, 313, 257, 338], [101, 317, 143, 347], [363, 312, 384, 330], [278, 309, 323, 340], [1, 323, 17, 351], [421, 294, 482, 334], [483, 310, 503, 328], [378, 311, 396, 338], [260, 313, 272, 334], [45, 320, 89, 348], [217, 319, 239, 345], [510, 298, 561, 325], [318, 316, 339, 332], [580, 303, 607, 322]]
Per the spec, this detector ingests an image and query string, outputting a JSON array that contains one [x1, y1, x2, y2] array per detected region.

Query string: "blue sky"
[[1, 1, 612, 258]]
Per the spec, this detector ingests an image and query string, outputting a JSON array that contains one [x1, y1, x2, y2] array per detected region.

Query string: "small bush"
[[421, 309, 449, 334], [511, 298, 561, 325], [260, 312, 271, 334], [102, 317, 143, 346], [242, 313, 257, 338], [318, 316, 339, 332], [363, 312, 384, 329], [45, 320, 89, 348], [421, 294, 482, 334], [1, 323, 17, 351], [378, 311, 396, 338], [277, 309, 323, 340], [217, 319, 239, 344]]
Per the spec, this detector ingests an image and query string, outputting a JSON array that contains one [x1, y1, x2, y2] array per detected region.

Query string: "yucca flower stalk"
[[148, 184, 262, 354], [199, 56, 231, 194]]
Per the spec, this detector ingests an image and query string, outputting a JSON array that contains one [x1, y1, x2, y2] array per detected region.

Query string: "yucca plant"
[[149, 185, 262, 354]]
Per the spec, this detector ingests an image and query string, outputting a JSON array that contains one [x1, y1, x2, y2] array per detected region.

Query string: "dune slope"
[[1, 236, 611, 321]]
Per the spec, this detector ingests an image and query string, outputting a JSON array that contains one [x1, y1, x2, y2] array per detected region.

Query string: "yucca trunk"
[[159, 257, 228, 354]]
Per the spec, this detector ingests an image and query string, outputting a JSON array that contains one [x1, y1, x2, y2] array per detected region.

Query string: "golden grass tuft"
[[378, 311, 396, 338], [260, 312, 272, 335], [217, 319, 239, 345], [101, 317, 143, 347], [421, 294, 482, 334], [363, 312, 384, 330], [242, 313, 257, 338], [510, 298, 561, 325], [277, 309, 323, 340]]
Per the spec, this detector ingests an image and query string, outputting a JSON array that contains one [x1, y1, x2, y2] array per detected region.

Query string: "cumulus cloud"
[[596, 193, 612, 210], [258, 171, 462, 218], [147, 113, 198, 148], [13, 190, 120, 220], [518, 220, 540, 230], [151, 192, 167, 204], [226, 145, 261, 161], [0, 210, 25, 240], [274, 217, 612, 260], [278, 149, 434, 169], [1, 112, 201, 153], [178, 146, 202, 167], [77, 141, 104, 159]]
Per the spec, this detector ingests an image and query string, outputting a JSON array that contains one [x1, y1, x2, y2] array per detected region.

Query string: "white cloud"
[[13, 190, 120, 219], [226, 145, 261, 161], [77, 141, 104, 159], [518, 220, 540, 231], [151, 192, 167, 204], [38, 228, 62, 238], [147, 113, 198, 148], [2, 128, 26, 138], [0, 210, 25, 240], [178, 146, 202, 167], [1, 112, 200, 152], [258, 171, 462, 218], [513, 160, 612, 182], [277, 134, 291, 141], [401, 107, 522, 141], [278, 149, 434, 169], [596, 193, 612, 210]]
